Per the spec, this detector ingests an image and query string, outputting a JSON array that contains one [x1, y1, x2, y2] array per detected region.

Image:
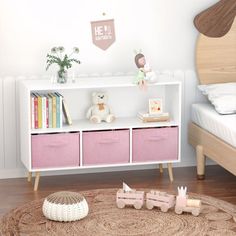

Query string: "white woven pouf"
[[42, 191, 89, 222]]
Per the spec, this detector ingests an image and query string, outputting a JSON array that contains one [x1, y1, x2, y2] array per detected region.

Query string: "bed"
[[188, 17, 236, 179]]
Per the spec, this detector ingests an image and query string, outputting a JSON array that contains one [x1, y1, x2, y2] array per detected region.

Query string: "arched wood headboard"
[[196, 19, 236, 84]]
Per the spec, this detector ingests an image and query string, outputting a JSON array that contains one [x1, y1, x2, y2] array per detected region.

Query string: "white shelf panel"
[[22, 76, 181, 91], [31, 117, 179, 134], [30, 159, 180, 172]]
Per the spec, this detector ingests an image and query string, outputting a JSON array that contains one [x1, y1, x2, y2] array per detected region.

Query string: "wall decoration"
[[91, 19, 116, 50], [194, 0, 236, 38]]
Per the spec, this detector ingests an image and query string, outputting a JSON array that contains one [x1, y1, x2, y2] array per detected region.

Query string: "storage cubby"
[[83, 129, 130, 166], [31, 132, 80, 169], [19, 76, 181, 190], [132, 127, 178, 163]]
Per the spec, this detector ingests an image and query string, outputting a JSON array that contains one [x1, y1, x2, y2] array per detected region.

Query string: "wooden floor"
[[0, 165, 235, 217]]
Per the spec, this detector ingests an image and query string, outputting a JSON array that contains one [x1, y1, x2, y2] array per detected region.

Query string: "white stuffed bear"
[[86, 92, 115, 123]]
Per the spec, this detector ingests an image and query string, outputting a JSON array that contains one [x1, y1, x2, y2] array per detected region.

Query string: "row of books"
[[30, 92, 72, 129], [138, 111, 169, 123]]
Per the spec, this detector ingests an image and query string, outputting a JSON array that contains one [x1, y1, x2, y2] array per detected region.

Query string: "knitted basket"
[[42, 191, 89, 222]]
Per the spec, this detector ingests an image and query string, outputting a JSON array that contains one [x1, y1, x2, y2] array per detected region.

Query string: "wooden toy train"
[[116, 184, 201, 216]]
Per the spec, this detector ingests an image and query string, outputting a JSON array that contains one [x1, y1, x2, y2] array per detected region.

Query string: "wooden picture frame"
[[148, 98, 163, 115]]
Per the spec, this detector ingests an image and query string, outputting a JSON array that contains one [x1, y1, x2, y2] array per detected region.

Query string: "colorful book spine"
[[55, 92, 63, 128], [45, 95, 49, 128], [33, 93, 38, 129], [48, 94, 53, 128], [36, 93, 42, 129], [62, 98, 72, 125], [55, 93, 60, 128], [42, 95, 47, 129], [30, 91, 70, 129], [51, 93, 57, 128], [31, 94, 35, 129]]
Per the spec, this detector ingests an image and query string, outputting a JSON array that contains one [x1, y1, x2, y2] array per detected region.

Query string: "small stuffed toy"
[[86, 92, 115, 123]]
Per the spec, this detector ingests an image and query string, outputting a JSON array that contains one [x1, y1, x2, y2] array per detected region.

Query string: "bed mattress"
[[191, 103, 236, 148]]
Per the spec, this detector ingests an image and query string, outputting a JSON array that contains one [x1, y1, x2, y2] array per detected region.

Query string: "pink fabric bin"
[[83, 129, 130, 165], [31, 132, 80, 169], [132, 127, 178, 162]]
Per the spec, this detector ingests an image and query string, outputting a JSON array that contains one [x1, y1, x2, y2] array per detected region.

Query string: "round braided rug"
[[1, 188, 236, 236]]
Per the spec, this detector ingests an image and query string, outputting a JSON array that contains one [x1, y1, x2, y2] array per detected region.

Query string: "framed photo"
[[149, 98, 163, 114]]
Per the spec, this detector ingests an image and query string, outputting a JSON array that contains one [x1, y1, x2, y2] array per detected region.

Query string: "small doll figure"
[[134, 53, 157, 90]]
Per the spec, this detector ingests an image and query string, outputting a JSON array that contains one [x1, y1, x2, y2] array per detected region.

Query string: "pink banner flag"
[[91, 19, 116, 50]]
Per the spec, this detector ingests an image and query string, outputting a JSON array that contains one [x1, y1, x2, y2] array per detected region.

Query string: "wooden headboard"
[[196, 19, 236, 84]]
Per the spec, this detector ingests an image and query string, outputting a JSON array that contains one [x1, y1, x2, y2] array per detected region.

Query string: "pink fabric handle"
[[148, 135, 167, 141], [99, 139, 119, 144], [46, 141, 69, 147]]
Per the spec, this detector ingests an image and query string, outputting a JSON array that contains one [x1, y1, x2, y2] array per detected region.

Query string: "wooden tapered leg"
[[34, 172, 40, 191], [196, 145, 205, 180], [27, 172, 32, 182], [167, 163, 174, 182], [159, 164, 163, 174]]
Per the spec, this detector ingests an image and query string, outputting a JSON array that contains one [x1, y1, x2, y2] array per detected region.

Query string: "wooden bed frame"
[[188, 18, 236, 179]]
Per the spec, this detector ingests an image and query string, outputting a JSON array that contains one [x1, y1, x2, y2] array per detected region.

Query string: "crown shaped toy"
[[177, 186, 187, 197]]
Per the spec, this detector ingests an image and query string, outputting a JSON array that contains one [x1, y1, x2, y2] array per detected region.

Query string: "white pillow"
[[198, 83, 236, 114]]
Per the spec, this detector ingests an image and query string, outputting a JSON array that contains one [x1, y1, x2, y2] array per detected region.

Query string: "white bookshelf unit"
[[19, 76, 182, 191]]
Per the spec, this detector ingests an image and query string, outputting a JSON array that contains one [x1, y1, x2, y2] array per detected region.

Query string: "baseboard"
[[0, 168, 27, 179]]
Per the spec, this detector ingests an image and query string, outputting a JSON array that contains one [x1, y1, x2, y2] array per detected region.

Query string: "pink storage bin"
[[83, 129, 130, 165], [132, 127, 178, 162], [31, 132, 80, 169]]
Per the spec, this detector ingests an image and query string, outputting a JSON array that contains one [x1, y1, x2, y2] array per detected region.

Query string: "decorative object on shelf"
[[42, 191, 89, 222], [134, 50, 157, 90], [149, 98, 163, 114], [194, 0, 236, 38], [46, 46, 81, 84], [31, 92, 64, 129], [137, 98, 169, 122], [137, 111, 169, 123], [175, 186, 201, 216], [86, 92, 115, 123], [91, 19, 116, 50]]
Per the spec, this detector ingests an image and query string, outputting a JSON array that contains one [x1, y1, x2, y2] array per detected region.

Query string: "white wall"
[[0, 0, 217, 178], [0, 0, 217, 76]]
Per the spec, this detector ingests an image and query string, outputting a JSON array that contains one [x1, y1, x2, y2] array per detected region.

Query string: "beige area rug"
[[1, 188, 236, 236]]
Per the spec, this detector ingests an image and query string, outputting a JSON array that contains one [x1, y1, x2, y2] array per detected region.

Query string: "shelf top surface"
[[20, 75, 181, 91], [31, 117, 179, 134]]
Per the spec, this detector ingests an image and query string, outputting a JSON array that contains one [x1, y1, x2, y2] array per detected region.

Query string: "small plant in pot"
[[46, 46, 81, 83]]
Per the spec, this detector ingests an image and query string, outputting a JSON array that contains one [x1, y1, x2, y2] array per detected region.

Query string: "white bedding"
[[191, 103, 236, 148]]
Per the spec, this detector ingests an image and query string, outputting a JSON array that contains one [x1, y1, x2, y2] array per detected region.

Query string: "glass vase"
[[57, 69, 68, 84]]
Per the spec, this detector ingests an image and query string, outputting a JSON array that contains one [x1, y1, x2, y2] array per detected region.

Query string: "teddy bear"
[[86, 92, 115, 123]]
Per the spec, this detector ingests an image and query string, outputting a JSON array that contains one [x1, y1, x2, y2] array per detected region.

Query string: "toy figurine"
[[134, 52, 157, 90]]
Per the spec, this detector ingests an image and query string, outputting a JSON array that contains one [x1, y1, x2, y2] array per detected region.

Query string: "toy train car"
[[116, 187, 201, 216], [116, 189, 145, 210], [146, 190, 175, 212]]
